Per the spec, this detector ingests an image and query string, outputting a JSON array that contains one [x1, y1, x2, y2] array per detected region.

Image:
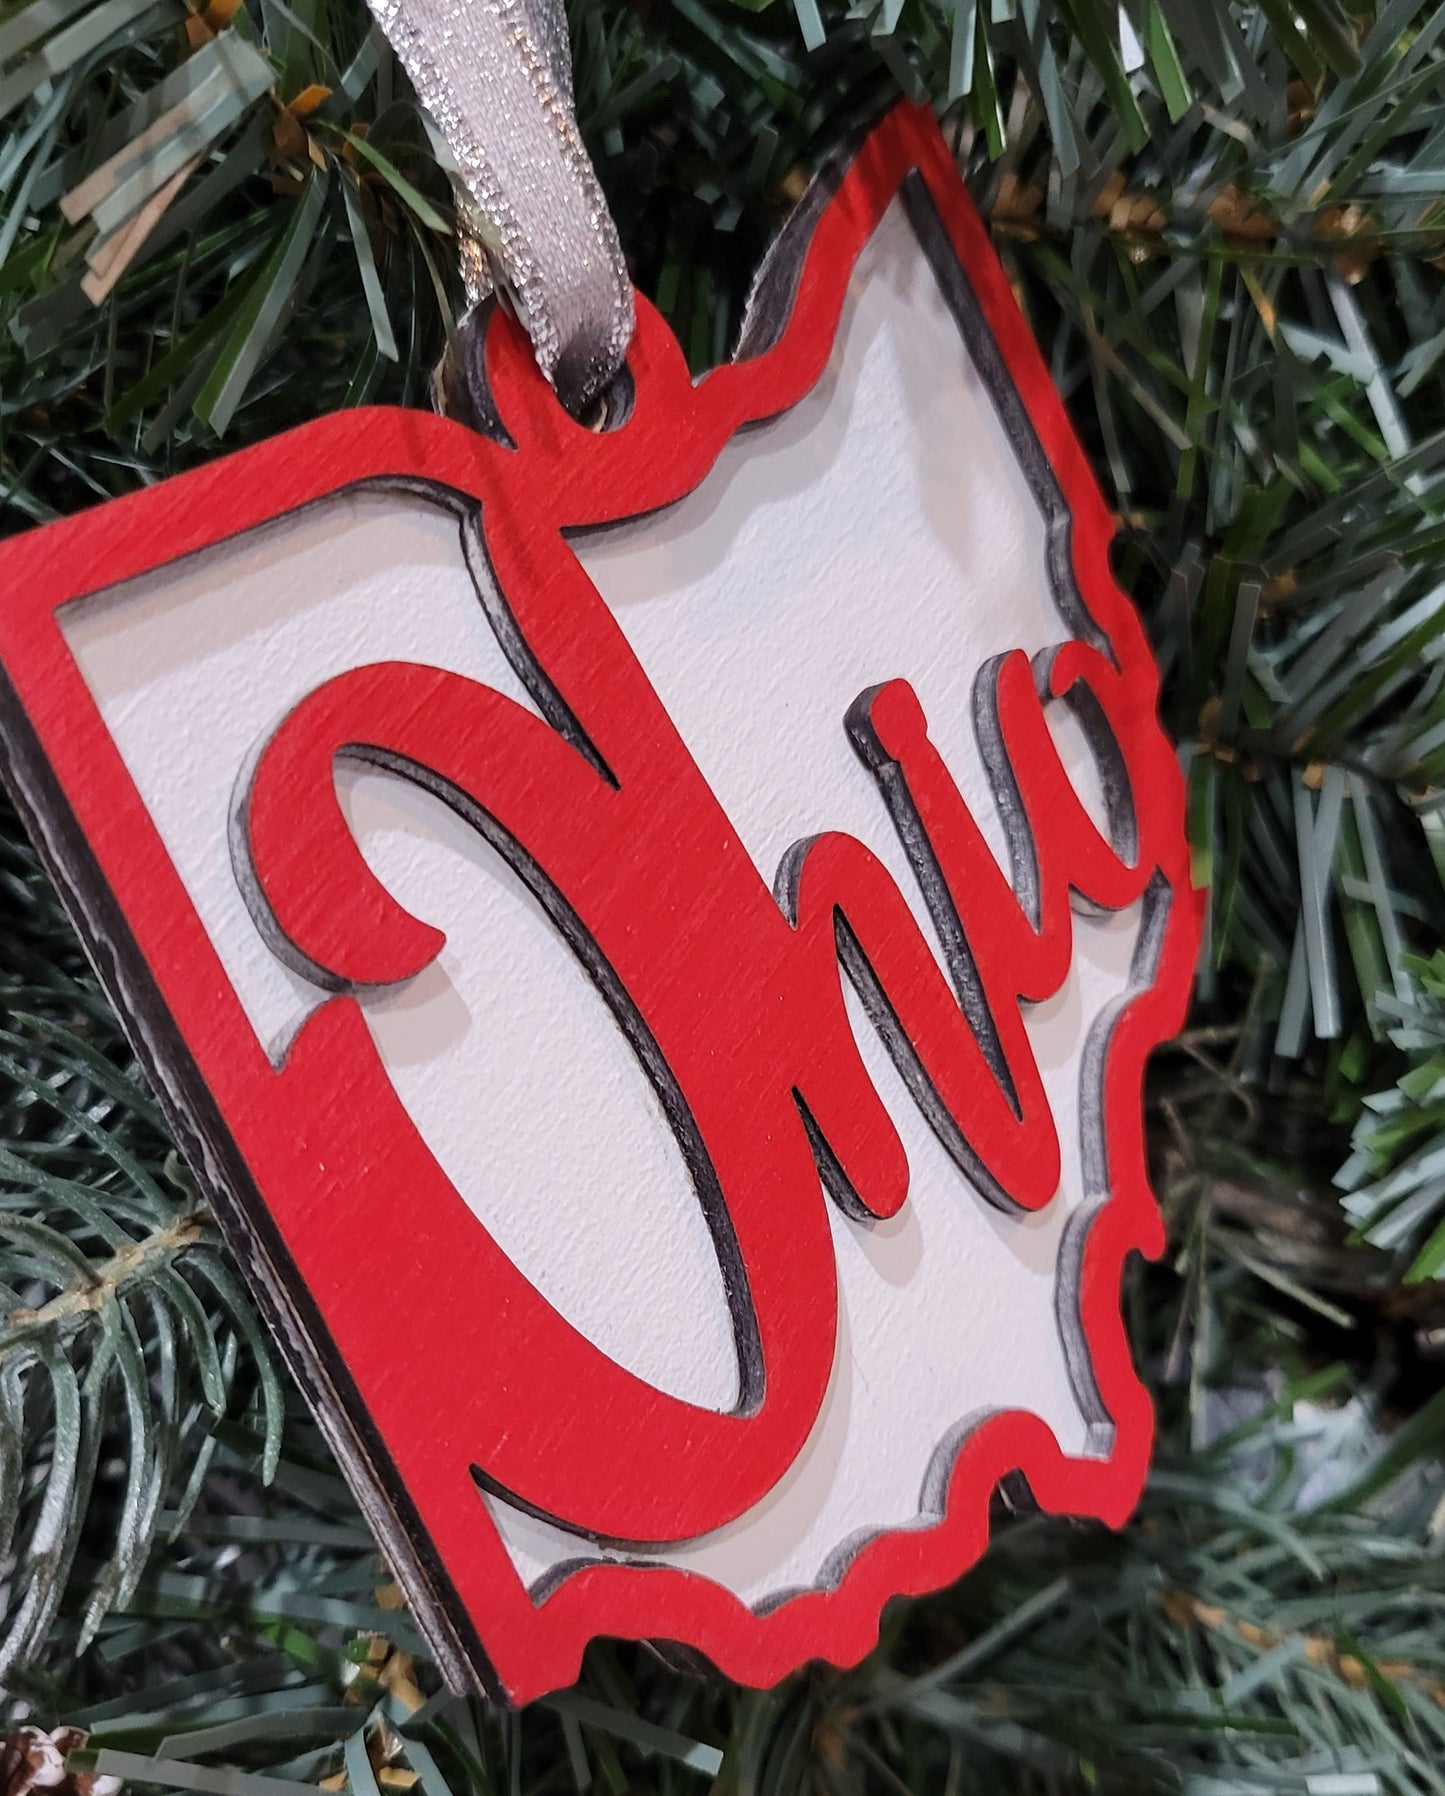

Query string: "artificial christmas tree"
[[2, 2, 1445, 1791]]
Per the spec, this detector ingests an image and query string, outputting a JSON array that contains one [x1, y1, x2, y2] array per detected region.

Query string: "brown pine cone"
[[0, 1729, 121, 1796]]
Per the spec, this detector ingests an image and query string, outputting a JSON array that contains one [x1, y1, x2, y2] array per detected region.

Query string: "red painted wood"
[[0, 101, 1201, 1703]]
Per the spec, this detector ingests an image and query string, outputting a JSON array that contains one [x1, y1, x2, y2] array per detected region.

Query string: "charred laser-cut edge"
[[732, 117, 874, 365], [1055, 867, 1175, 1453], [845, 681, 1025, 1116], [772, 837, 1024, 1220], [897, 176, 1111, 664]]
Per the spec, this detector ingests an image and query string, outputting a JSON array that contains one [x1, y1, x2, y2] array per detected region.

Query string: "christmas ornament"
[[0, 101, 1198, 1702]]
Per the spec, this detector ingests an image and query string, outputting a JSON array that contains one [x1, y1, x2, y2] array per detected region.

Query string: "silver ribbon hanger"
[[364, 0, 634, 417]]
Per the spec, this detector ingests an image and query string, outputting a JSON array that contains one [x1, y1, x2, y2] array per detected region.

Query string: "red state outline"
[[0, 100, 1200, 1704]]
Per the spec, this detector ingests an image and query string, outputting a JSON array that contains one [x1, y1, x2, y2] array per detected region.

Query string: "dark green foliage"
[[1339, 950, 1445, 1280], [3, 1, 1445, 1791]]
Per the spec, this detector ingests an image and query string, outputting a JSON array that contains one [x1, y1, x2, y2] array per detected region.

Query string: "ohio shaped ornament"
[[0, 103, 1200, 1703]]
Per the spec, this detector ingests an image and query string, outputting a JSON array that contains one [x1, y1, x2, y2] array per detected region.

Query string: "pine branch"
[[1, 807, 283, 1685], [0, 1210, 208, 1358]]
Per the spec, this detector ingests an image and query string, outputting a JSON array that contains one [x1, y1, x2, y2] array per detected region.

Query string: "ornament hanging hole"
[[578, 363, 635, 434], [435, 301, 635, 440]]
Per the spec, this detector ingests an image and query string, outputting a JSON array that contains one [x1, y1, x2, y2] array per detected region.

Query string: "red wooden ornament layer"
[[0, 102, 1200, 1703]]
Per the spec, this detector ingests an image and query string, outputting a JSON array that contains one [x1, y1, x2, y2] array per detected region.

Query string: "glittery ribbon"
[[364, 0, 633, 415]]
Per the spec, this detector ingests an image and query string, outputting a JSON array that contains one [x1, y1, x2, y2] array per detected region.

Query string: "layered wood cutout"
[[0, 103, 1200, 1704]]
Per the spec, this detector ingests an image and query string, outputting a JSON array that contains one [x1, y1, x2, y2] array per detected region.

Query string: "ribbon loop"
[[366, 0, 634, 416]]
